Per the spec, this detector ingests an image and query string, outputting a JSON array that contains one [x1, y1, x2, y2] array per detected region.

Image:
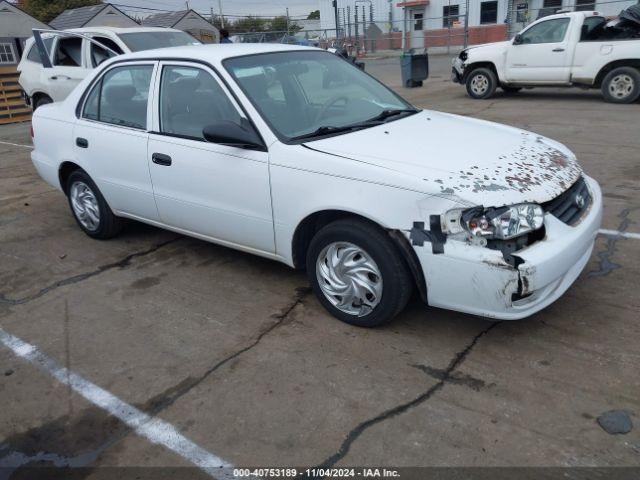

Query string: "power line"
[[111, 2, 311, 18]]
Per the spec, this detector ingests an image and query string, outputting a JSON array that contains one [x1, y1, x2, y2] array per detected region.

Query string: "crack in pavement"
[[316, 321, 500, 468], [143, 286, 312, 415], [588, 207, 639, 277], [0, 237, 182, 306]]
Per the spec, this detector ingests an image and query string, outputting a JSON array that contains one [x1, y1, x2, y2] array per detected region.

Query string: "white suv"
[[18, 27, 201, 109]]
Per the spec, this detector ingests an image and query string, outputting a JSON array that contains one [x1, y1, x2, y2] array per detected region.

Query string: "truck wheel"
[[466, 68, 497, 99], [66, 170, 122, 239], [306, 218, 413, 327], [33, 95, 52, 110], [601, 67, 640, 104]]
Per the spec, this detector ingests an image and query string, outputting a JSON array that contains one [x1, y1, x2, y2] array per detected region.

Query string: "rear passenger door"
[[147, 62, 274, 254], [46, 36, 90, 101], [74, 62, 160, 221]]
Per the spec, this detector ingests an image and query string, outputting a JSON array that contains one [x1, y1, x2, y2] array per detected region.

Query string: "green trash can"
[[400, 50, 429, 88]]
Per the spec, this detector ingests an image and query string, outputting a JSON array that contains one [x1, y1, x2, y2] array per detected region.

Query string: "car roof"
[[121, 43, 321, 63], [538, 10, 603, 21], [66, 26, 186, 34]]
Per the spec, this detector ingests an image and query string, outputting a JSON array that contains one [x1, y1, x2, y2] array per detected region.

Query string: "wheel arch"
[[291, 209, 428, 302], [463, 61, 499, 83], [31, 91, 52, 105], [58, 161, 85, 193], [594, 60, 640, 88]]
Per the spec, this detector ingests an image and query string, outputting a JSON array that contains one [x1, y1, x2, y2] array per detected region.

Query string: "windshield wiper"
[[362, 108, 419, 124], [290, 125, 364, 141], [290, 109, 419, 142]]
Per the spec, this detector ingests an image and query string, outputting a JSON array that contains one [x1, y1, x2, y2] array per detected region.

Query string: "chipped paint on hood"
[[305, 111, 582, 207]]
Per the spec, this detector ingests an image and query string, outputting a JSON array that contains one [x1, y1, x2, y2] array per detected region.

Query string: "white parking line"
[[0, 328, 235, 479], [598, 229, 640, 240], [0, 140, 33, 149]]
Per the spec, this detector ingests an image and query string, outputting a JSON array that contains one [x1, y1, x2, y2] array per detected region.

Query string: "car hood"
[[304, 111, 582, 207], [466, 40, 511, 54]]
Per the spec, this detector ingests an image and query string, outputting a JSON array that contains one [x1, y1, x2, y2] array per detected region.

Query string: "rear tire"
[[33, 95, 52, 110], [465, 68, 497, 99], [66, 170, 122, 239], [601, 67, 640, 104], [306, 218, 413, 327]]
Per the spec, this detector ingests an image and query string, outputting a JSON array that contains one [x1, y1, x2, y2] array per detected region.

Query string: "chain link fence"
[[228, 0, 637, 56]]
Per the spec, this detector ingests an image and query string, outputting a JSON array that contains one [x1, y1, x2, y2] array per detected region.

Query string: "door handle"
[[552, 48, 565, 52], [76, 137, 88, 148], [152, 153, 172, 166], [50, 75, 71, 80]]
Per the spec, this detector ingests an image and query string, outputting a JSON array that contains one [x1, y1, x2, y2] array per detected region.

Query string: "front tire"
[[66, 170, 122, 239], [601, 67, 640, 104], [306, 218, 413, 327], [465, 68, 497, 99]]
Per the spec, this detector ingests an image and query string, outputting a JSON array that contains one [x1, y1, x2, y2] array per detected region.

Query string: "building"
[[0, 0, 48, 124], [49, 3, 138, 30], [0, 0, 48, 65], [320, 0, 638, 50], [141, 10, 219, 43]]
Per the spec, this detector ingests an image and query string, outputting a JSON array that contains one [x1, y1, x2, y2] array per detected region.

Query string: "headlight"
[[444, 204, 544, 240], [459, 49, 468, 61]]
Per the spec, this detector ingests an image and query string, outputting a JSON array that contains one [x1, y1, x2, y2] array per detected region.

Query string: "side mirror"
[[202, 121, 265, 151], [513, 34, 523, 45]]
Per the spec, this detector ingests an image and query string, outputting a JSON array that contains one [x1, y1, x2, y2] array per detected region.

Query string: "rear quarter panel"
[[31, 105, 77, 191]]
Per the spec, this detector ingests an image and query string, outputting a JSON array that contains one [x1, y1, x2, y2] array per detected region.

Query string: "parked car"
[[30, 44, 602, 327], [18, 27, 201, 109], [452, 9, 640, 103]]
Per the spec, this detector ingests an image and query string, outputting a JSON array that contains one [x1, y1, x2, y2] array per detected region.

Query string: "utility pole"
[[463, 0, 470, 48], [185, 1, 190, 10], [286, 7, 290, 36], [333, 0, 340, 39], [218, 0, 225, 28]]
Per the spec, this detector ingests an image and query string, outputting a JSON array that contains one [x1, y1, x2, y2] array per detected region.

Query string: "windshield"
[[224, 50, 414, 141], [117, 31, 201, 52]]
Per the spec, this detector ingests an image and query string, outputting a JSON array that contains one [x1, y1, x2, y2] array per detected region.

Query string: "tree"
[[307, 10, 320, 20], [22, 0, 103, 24], [270, 15, 301, 34], [230, 16, 268, 34]]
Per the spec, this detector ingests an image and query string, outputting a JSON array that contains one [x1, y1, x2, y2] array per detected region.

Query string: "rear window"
[[117, 31, 201, 52], [25, 38, 53, 63]]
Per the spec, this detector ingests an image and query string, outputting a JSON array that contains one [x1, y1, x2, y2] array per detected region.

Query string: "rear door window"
[[82, 64, 154, 130], [53, 37, 83, 67]]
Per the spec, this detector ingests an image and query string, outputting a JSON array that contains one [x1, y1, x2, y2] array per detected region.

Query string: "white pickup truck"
[[452, 9, 640, 103]]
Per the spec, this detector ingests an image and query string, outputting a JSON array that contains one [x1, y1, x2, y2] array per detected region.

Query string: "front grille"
[[542, 176, 591, 225]]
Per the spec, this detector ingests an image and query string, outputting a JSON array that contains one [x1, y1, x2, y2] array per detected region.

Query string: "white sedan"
[[30, 44, 603, 327]]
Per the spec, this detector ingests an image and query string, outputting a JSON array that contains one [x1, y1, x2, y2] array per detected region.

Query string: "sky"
[[115, 0, 320, 19]]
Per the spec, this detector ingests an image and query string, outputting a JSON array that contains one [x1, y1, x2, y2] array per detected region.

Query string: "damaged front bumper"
[[413, 175, 603, 320], [451, 57, 465, 83]]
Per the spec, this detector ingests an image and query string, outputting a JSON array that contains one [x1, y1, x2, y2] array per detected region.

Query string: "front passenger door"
[[148, 63, 274, 254], [506, 18, 572, 83]]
